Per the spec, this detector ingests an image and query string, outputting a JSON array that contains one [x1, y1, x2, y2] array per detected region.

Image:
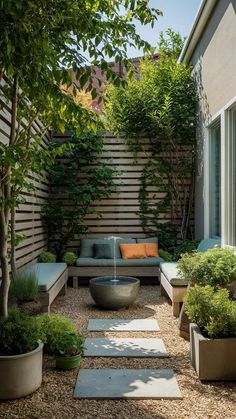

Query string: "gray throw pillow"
[[93, 244, 113, 259]]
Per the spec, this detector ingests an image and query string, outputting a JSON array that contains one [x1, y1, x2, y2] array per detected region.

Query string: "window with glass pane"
[[227, 107, 236, 245], [209, 122, 221, 237]]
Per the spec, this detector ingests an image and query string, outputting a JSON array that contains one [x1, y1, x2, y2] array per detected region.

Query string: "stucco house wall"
[[183, 0, 236, 238]]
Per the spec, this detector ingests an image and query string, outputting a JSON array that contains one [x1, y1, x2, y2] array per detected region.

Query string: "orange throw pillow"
[[120, 243, 147, 259], [145, 243, 159, 257]]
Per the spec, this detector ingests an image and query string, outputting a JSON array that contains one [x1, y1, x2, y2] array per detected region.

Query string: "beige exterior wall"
[[190, 0, 236, 238], [191, 0, 236, 117]]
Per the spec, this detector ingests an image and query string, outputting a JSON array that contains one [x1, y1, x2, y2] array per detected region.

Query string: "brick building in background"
[[70, 54, 159, 113]]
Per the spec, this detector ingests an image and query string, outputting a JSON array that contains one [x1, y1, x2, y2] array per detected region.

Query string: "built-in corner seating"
[[160, 238, 221, 317], [68, 237, 164, 287], [24, 263, 68, 313]]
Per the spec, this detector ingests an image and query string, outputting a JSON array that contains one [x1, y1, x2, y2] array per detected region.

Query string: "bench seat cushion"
[[76, 257, 163, 267], [25, 263, 67, 291], [160, 262, 188, 287], [79, 238, 136, 258]]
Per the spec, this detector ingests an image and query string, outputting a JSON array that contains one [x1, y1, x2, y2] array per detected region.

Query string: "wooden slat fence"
[[0, 78, 49, 271], [52, 132, 194, 253]]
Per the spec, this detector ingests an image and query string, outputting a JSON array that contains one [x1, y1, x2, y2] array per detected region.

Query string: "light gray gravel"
[[0, 285, 235, 419]]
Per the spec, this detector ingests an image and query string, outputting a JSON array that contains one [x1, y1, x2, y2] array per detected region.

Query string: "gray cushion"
[[24, 263, 67, 292], [76, 257, 163, 267], [160, 262, 188, 287], [137, 237, 158, 244], [79, 237, 136, 258], [80, 238, 112, 258], [197, 238, 221, 252], [94, 243, 112, 259]]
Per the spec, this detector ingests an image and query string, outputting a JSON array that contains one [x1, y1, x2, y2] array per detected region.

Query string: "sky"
[[127, 0, 202, 58]]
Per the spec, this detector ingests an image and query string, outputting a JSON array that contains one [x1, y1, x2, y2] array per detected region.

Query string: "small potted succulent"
[[184, 285, 236, 380], [54, 332, 84, 370]]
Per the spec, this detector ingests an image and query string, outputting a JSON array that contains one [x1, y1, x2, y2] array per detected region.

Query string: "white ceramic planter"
[[190, 323, 236, 381], [0, 341, 44, 399]]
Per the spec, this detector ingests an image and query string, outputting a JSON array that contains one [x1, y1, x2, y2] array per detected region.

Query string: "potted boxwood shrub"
[[62, 252, 77, 266], [184, 285, 236, 380], [38, 251, 56, 263], [54, 332, 84, 370], [0, 306, 44, 399], [10, 269, 41, 315], [178, 247, 236, 291]]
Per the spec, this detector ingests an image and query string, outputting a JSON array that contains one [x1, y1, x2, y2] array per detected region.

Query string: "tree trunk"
[[0, 74, 18, 318], [0, 211, 10, 317], [10, 206, 16, 277]]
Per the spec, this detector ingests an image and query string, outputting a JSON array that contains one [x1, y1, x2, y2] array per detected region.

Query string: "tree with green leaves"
[[0, 0, 161, 317], [105, 30, 198, 249]]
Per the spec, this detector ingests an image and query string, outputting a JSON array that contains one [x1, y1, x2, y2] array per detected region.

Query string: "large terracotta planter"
[[190, 323, 236, 381], [0, 341, 44, 399]]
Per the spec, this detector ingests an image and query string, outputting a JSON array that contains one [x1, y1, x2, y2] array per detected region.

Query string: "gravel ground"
[[0, 285, 236, 419]]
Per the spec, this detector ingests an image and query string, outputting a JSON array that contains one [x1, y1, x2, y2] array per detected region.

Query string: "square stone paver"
[[88, 319, 160, 332], [74, 369, 182, 399], [84, 338, 168, 357]]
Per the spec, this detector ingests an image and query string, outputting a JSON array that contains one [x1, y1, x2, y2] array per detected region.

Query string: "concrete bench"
[[160, 238, 221, 317], [25, 263, 68, 312]]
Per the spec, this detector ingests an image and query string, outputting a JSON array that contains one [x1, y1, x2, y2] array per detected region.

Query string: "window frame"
[[204, 95, 236, 247]]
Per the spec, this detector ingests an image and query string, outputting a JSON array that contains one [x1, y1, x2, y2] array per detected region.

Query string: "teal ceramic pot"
[[55, 353, 81, 370]]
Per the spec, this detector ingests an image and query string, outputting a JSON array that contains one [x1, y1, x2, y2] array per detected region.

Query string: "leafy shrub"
[[159, 249, 173, 262], [54, 332, 84, 357], [37, 313, 76, 354], [173, 240, 199, 261], [38, 251, 56, 263], [184, 285, 236, 338], [178, 248, 236, 287], [10, 269, 38, 302], [62, 252, 77, 266], [0, 306, 42, 355]]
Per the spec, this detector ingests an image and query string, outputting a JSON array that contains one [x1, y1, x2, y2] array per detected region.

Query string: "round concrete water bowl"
[[89, 276, 140, 309]]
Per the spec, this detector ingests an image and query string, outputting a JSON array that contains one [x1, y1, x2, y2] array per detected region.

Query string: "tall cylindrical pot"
[[0, 341, 44, 400]]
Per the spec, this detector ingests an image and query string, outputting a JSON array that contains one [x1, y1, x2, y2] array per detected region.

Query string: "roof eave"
[[178, 0, 218, 64]]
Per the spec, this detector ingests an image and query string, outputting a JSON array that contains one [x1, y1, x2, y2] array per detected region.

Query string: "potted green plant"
[[184, 285, 236, 380], [178, 247, 236, 290], [38, 251, 56, 263], [0, 307, 44, 399], [62, 252, 77, 266], [37, 313, 77, 354], [10, 269, 41, 315], [54, 332, 84, 370]]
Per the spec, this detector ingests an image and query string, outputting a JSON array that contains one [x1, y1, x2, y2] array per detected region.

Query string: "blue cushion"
[[137, 237, 158, 244], [160, 262, 188, 287], [76, 257, 163, 267], [24, 263, 67, 292], [79, 237, 136, 258], [80, 238, 112, 258], [197, 238, 221, 252]]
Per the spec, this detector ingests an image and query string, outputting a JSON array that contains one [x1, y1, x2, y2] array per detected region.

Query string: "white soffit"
[[178, 0, 218, 64]]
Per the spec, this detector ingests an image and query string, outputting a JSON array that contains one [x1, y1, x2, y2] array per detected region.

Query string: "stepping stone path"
[[74, 318, 182, 400], [88, 318, 160, 331], [74, 369, 182, 399], [84, 337, 168, 357]]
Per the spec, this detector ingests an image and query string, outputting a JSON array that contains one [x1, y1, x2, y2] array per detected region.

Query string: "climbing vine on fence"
[[42, 131, 118, 260], [105, 30, 198, 250]]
